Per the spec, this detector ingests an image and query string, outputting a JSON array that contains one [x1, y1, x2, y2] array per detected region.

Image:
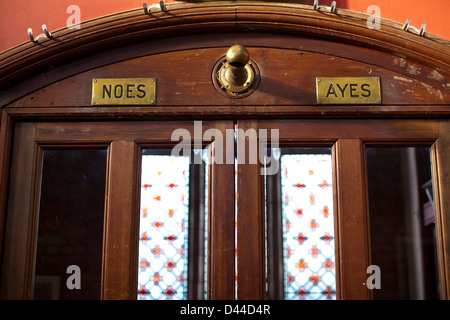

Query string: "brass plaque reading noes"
[[91, 78, 156, 105], [316, 77, 381, 105]]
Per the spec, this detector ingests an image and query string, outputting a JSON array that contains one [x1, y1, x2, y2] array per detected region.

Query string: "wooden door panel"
[[0, 120, 235, 300], [235, 119, 446, 300]]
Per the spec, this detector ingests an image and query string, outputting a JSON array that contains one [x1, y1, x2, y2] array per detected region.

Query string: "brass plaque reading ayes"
[[316, 77, 381, 105], [91, 78, 156, 105]]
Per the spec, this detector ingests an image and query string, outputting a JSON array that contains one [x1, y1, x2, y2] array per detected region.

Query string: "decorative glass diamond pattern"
[[138, 154, 190, 300], [281, 153, 336, 300]]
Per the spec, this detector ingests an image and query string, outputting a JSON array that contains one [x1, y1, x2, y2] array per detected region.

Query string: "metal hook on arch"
[[42, 24, 52, 39], [143, 1, 167, 14], [313, 0, 337, 13]]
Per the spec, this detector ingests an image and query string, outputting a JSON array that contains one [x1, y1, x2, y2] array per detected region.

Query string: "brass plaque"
[[316, 77, 381, 104], [91, 78, 156, 105]]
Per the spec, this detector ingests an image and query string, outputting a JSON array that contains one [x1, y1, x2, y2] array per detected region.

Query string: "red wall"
[[0, 0, 449, 54]]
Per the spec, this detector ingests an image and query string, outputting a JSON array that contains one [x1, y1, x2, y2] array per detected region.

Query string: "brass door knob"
[[218, 45, 255, 93]]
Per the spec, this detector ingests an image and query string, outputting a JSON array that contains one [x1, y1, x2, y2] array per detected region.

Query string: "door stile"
[[335, 138, 372, 300], [0, 122, 40, 299], [433, 121, 450, 299], [208, 121, 236, 300], [0, 110, 14, 283], [101, 140, 139, 299], [235, 120, 266, 300]]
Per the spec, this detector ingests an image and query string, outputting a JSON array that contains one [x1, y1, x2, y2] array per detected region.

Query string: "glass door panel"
[[137, 149, 208, 300], [366, 146, 440, 299], [236, 119, 445, 300], [1, 121, 234, 300], [33, 149, 107, 300], [265, 147, 336, 300]]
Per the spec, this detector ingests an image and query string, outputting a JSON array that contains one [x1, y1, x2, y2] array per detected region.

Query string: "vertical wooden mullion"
[[208, 121, 235, 300], [102, 140, 138, 299], [206, 121, 235, 299], [236, 120, 266, 300], [335, 138, 371, 300]]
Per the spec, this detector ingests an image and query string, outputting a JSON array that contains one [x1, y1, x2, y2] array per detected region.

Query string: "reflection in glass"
[[137, 149, 208, 300], [33, 149, 107, 300], [366, 147, 440, 299], [266, 148, 336, 300]]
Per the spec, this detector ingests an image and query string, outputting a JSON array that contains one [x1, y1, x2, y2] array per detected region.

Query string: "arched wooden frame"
[[0, 2, 449, 300], [0, 1, 449, 109]]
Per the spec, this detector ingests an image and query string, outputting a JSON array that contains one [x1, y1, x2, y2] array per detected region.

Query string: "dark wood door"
[[2, 119, 450, 300], [235, 119, 450, 300], [0, 121, 235, 300]]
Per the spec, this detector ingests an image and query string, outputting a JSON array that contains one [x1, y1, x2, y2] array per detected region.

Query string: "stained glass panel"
[[280, 151, 336, 300], [138, 152, 191, 300]]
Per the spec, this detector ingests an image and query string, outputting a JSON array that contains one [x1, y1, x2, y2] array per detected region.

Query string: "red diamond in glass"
[[293, 183, 306, 188], [323, 258, 335, 271], [309, 194, 316, 205], [167, 183, 178, 189], [163, 287, 176, 298], [168, 209, 176, 217], [166, 260, 177, 271], [139, 259, 150, 271], [287, 273, 295, 283], [295, 233, 308, 244], [152, 221, 164, 229], [309, 245, 321, 257], [164, 235, 178, 243], [285, 194, 291, 205], [138, 286, 149, 295], [319, 180, 331, 189], [140, 232, 150, 243], [152, 272, 162, 285], [142, 183, 152, 189], [310, 219, 319, 231], [287, 246, 293, 258], [321, 206, 330, 218], [296, 288, 309, 299], [320, 232, 334, 243], [309, 274, 321, 285], [151, 245, 163, 257], [323, 286, 336, 299], [286, 219, 292, 231], [296, 258, 308, 271]]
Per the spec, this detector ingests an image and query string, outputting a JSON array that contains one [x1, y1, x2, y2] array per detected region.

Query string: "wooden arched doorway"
[[0, 2, 449, 300]]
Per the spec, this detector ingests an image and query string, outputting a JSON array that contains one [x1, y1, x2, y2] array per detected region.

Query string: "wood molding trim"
[[0, 1, 449, 94]]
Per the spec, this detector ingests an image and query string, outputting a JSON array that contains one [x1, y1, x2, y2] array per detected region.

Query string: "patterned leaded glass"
[[138, 154, 190, 300], [281, 153, 336, 300]]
